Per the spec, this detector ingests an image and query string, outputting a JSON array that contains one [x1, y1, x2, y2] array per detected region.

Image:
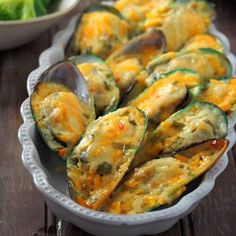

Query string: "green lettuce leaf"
[[0, 0, 59, 20]]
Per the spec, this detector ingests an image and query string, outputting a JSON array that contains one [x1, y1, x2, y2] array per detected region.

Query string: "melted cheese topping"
[[183, 34, 224, 52], [105, 158, 188, 214], [74, 11, 128, 59], [156, 2, 212, 51], [104, 139, 227, 214], [40, 92, 89, 144], [115, 0, 173, 33], [139, 47, 162, 66], [205, 53, 229, 77], [197, 79, 236, 112], [108, 58, 145, 94], [31, 82, 70, 117], [31, 83, 93, 158], [132, 102, 227, 169], [109, 46, 162, 68], [129, 71, 200, 122], [177, 139, 227, 176], [157, 103, 227, 153], [155, 51, 228, 80], [106, 31, 163, 95], [143, 2, 173, 29], [67, 107, 147, 210], [78, 61, 119, 115], [130, 82, 186, 122], [116, 1, 212, 50]]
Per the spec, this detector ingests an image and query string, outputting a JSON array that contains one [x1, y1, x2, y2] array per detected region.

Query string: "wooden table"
[[1, 0, 236, 235]]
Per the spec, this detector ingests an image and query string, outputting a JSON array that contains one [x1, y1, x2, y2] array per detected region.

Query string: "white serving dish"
[[0, 0, 80, 51], [18, 13, 236, 236]]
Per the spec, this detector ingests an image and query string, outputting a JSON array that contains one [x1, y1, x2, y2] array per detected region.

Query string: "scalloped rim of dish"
[[18, 14, 236, 225], [0, 0, 80, 26]]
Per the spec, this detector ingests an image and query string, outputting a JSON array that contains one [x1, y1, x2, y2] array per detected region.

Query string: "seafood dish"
[[29, 0, 236, 215]]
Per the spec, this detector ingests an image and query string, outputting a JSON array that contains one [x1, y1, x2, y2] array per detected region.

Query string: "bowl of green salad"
[[0, 0, 80, 50]]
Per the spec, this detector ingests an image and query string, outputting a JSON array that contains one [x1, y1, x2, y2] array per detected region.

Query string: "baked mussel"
[[106, 29, 167, 98], [30, 61, 95, 159], [67, 106, 148, 210], [144, 0, 215, 51], [129, 69, 201, 123], [114, 0, 174, 35], [132, 102, 228, 169], [104, 139, 229, 214], [181, 34, 225, 53], [69, 54, 120, 116], [71, 4, 129, 59], [115, 0, 214, 51], [148, 48, 232, 83], [194, 78, 236, 113]]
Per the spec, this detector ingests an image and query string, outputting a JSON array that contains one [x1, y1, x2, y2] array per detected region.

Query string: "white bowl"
[[18, 15, 236, 236], [0, 0, 80, 50]]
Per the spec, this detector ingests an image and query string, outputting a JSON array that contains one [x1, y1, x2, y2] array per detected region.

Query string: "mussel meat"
[[71, 5, 129, 59], [69, 54, 120, 116], [104, 139, 228, 214], [67, 106, 147, 209], [131, 101, 228, 169], [30, 61, 95, 159]]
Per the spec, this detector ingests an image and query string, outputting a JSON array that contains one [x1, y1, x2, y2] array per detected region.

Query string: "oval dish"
[[19, 11, 236, 236]]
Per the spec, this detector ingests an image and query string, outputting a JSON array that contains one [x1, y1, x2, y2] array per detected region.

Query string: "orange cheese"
[[74, 11, 128, 58], [183, 34, 224, 52], [197, 79, 236, 112]]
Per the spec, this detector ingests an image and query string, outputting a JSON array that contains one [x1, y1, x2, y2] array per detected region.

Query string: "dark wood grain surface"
[[0, 0, 235, 235]]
